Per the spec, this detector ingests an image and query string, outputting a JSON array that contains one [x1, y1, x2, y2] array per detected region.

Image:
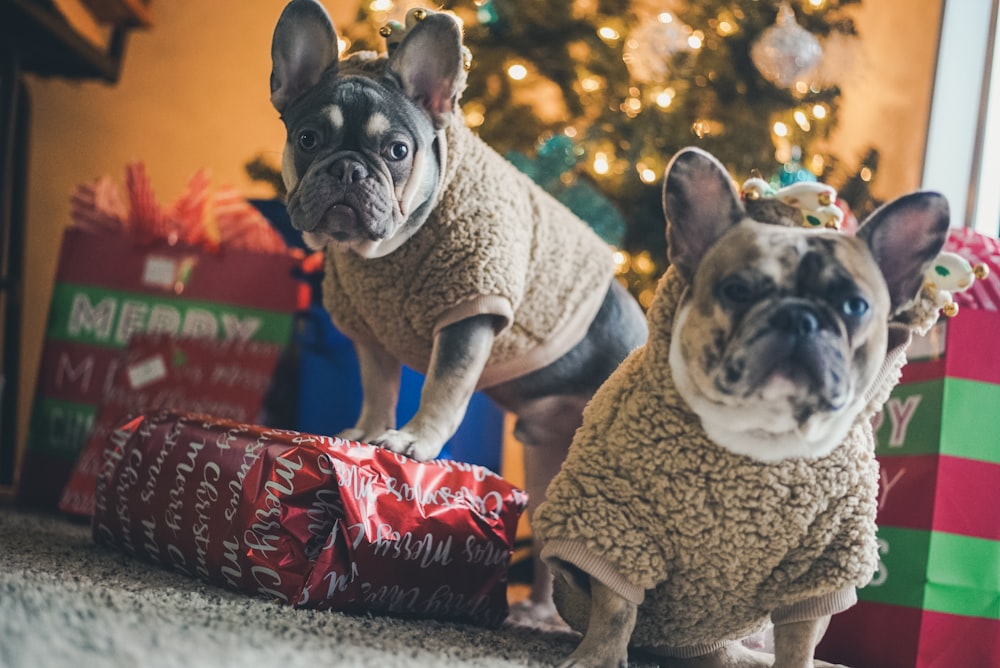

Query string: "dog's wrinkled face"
[[663, 148, 949, 461], [670, 221, 892, 460], [279, 76, 439, 255], [269, 1, 466, 257]]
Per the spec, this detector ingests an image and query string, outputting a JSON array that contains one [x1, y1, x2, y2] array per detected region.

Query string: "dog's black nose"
[[330, 159, 368, 184], [773, 304, 820, 337]]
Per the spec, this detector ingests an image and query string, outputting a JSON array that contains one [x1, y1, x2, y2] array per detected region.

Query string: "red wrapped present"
[[93, 411, 528, 628]]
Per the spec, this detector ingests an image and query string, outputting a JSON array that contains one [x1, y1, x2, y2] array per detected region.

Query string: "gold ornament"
[[379, 25, 393, 37], [413, 8, 427, 20], [975, 263, 990, 280], [943, 302, 959, 317]]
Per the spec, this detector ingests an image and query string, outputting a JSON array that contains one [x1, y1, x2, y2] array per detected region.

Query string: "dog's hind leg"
[[508, 395, 589, 620]]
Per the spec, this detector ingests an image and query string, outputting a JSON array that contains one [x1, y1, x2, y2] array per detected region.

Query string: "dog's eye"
[[385, 142, 409, 161], [841, 296, 870, 318], [298, 131, 319, 152], [718, 278, 755, 304]]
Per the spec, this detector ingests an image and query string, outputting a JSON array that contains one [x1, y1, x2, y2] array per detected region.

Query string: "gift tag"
[[126, 354, 169, 390]]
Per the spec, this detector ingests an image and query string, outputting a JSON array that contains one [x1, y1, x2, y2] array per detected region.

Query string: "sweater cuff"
[[540, 538, 646, 606], [433, 295, 514, 337], [771, 586, 858, 625]]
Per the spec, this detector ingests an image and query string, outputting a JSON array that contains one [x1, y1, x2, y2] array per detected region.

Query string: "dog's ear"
[[385, 12, 466, 129], [662, 147, 745, 281], [270, 0, 340, 114], [856, 192, 950, 312]]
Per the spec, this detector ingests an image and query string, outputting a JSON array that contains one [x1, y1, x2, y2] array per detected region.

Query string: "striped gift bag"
[[819, 230, 1000, 668]]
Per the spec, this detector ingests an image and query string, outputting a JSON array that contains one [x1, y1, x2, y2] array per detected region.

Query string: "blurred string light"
[[593, 151, 610, 175], [656, 88, 675, 109], [598, 26, 621, 42], [613, 249, 630, 272], [794, 110, 810, 131], [464, 101, 486, 128], [507, 63, 528, 80], [637, 162, 658, 183], [622, 96, 643, 117], [811, 153, 826, 174], [715, 9, 739, 37]]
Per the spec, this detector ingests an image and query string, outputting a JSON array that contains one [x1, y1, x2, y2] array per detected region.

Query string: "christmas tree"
[[255, 0, 882, 305]]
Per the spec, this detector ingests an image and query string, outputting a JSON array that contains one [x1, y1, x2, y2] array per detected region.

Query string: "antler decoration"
[[923, 251, 990, 317], [380, 8, 472, 71], [741, 177, 845, 230]]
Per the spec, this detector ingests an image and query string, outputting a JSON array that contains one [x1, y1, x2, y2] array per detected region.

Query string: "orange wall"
[[13, 0, 943, 468]]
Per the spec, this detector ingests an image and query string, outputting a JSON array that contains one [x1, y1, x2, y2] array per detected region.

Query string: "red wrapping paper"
[[93, 411, 527, 628]]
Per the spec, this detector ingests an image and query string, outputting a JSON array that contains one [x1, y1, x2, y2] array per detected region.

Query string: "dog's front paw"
[[370, 429, 444, 462]]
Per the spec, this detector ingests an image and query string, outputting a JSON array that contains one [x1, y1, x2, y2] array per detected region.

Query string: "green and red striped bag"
[[819, 230, 1000, 668], [17, 227, 299, 509]]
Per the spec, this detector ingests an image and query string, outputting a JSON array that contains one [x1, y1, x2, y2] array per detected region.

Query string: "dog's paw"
[[370, 429, 444, 462]]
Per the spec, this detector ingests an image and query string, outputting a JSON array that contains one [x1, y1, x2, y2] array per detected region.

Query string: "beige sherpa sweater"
[[322, 63, 614, 387], [534, 264, 921, 658]]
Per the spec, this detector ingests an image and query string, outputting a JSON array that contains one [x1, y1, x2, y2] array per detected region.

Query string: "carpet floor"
[[0, 506, 628, 668]]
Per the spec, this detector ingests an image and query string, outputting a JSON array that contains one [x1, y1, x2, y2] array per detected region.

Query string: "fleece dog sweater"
[[321, 56, 614, 388], [535, 264, 922, 658]]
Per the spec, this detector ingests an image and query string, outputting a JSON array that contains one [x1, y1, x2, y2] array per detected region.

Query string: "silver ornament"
[[623, 12, 695, 84], [751, 4, 822, 89]]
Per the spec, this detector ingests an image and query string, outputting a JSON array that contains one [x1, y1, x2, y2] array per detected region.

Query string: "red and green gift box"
[[819, 229, 1000, 668]]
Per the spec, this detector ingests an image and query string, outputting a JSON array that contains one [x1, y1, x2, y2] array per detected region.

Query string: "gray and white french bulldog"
[[269, 0, 647, 612], [541, 147, 949, 668]]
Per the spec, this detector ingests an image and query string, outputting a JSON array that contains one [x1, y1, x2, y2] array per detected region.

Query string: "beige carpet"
[[0, 506, 634, 668]]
